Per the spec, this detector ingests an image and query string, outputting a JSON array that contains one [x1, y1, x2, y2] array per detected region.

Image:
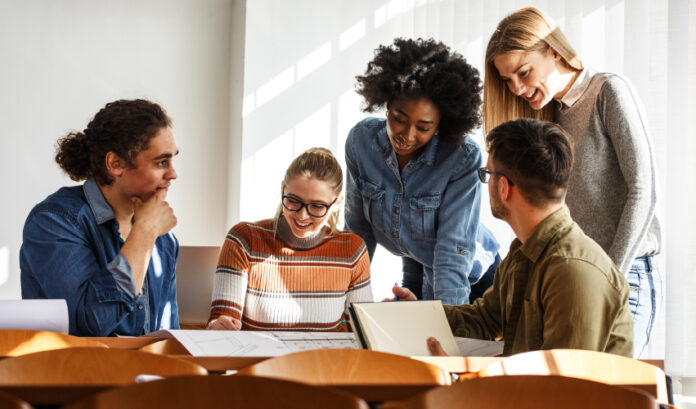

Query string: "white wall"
[[0, 0, 241, 298]]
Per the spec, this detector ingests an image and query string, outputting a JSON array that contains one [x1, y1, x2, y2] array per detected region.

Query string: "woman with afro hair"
[[345, 38, 500, 306]]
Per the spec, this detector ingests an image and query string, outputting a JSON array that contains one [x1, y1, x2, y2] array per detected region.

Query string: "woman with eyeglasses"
[[484, 7, 661, 357], [345, 38, 500, 307], [207, 147, 372, 331]]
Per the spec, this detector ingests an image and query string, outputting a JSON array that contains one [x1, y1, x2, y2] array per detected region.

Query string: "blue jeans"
[[628, 255, 661, 358], [402, 255, 501, 304]]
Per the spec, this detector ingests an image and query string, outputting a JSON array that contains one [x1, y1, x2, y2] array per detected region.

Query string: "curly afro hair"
[[356, 38, 482, 145]]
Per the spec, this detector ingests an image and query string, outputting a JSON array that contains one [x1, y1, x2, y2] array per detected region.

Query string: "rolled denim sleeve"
[[20, 210, 136, 336], [431, 144, 483, 305], [107, 253, 137, 298], [344, 128, 378, 259]]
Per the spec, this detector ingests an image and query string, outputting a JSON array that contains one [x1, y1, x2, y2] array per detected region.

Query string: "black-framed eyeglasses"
[[281, 194, 338, 218], [477, 167, 514, 185]]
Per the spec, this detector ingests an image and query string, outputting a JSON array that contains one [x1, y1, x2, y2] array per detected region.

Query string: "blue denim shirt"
[[20, 178, 179, 336], [345, 118, 499, 305]]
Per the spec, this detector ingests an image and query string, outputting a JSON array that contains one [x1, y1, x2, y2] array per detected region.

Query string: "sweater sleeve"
[[344, 241, 373, 314], [598, 75, 658, 274], [208, 226, 250, 324]]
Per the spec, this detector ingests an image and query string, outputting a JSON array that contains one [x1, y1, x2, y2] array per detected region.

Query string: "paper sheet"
[[455, 337, 504, 356], [0, 299, 69, 334], [146, 329, 359, 357]]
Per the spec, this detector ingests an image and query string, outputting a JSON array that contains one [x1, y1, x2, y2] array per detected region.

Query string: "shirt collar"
[[518, 205, 573, 262], [557, 67, 593, 110], [376, 125, 439, 167], [83, 178, 116, 224]]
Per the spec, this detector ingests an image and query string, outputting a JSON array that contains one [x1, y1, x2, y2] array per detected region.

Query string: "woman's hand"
[[206, 315, 242, 330]]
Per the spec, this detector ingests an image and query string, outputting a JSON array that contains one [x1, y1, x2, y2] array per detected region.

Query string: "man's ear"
[[105, 152, 126, 178], [499, 176, 512, 202]]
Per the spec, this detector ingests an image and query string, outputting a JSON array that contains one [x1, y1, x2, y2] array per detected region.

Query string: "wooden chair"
[[0, 330, 107, 357], [138, 338, 189, 355], [0, 391, 33, 409], [478, 349, 669, 403], [236, 348, 449, 402], [0, 347, 207, 385], [62, 375, 369, 409], [389, 375, 657, 409]]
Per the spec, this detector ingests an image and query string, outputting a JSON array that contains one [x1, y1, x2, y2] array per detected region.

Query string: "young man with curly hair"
[[395, 119, 633, 357], [345, 38, 500, 306], [20, 99, 180, 336]]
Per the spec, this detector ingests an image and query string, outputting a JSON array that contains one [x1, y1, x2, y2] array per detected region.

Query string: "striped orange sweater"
[[208, 219, 372, 331]]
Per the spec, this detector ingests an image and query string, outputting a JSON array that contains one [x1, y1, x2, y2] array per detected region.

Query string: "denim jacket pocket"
[[358, 177, 386, 233], [408, 193, 441, 240]]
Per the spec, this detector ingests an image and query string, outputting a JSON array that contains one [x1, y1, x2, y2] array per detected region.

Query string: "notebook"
[[349, 300, 461, 356]]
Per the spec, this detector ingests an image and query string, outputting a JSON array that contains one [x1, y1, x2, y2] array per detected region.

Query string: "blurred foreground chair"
[[477, 349, 669, 403], [138, 338, 189, 355], [236, 348, 449, 402], [0, 347, 207, 406], [390, 375, 656, 409], [0, 347, 207, 384], [62, 375, 368, 409], [0, 391, 33, 409], [0, 330, 107, 357]]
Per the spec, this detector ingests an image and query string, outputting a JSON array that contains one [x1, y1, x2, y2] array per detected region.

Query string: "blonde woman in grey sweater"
[[483, 7, 660, 358]]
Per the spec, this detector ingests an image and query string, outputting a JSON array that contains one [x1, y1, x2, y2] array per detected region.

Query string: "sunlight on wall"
[[582, 6, 606, 69], [297, 41, 332, 80], [242, 93, 255, 117], [241, 129, 294, 222], [294, 104, 331, 153], [256, 66, 295, 108], [0, 246, 8, 287], [336, 88, 366, 170], [375, 0, 417, 28], [340, 19, 366, 51]]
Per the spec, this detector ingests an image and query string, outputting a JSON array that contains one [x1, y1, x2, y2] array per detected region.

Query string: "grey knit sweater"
[[556, 68, 661, 275]]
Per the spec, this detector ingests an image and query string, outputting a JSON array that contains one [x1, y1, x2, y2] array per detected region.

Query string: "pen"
[[393, 282, 399, 301]]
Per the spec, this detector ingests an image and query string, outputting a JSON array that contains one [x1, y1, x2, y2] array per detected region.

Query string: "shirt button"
[[394, 207, 400, 214], [138, 304, 143, 310], [392, 232, 399, 238]]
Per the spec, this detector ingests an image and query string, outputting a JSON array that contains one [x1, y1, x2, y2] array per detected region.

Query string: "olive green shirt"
[[444, 206, 633, 357]]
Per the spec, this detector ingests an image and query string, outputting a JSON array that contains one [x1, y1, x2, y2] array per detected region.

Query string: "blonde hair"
[[483, 7, 583, 134], [274, 147, 343, 235]]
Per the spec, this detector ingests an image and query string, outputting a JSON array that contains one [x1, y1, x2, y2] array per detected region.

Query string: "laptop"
[[175, 245, 221, 327]]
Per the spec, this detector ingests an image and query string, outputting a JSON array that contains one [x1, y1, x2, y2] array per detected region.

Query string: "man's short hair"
[[486, 118, 573, 207]]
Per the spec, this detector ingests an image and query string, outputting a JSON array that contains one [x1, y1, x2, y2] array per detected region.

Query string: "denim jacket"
[[345, 118, 499, 305], [20, 178, 179, 336]]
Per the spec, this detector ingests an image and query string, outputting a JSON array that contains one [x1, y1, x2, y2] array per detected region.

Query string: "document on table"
[[0, 299, 69, 334], [145, 329, 359, 357], [455, 337, 504, 357]]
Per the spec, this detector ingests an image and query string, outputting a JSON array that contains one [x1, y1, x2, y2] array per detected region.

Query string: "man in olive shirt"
[[393, 118, 633, 357]]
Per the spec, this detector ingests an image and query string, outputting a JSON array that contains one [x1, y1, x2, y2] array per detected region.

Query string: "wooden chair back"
[[138, 338, 189, 355], [62, 375, 369, 409], [0, 347, 207, 385], [478, 349, 669, 403], [0, 391, 33, 409], [236, 348, 450, 386], [391, 375, 657, 409], [0, 330, 107, 357]]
